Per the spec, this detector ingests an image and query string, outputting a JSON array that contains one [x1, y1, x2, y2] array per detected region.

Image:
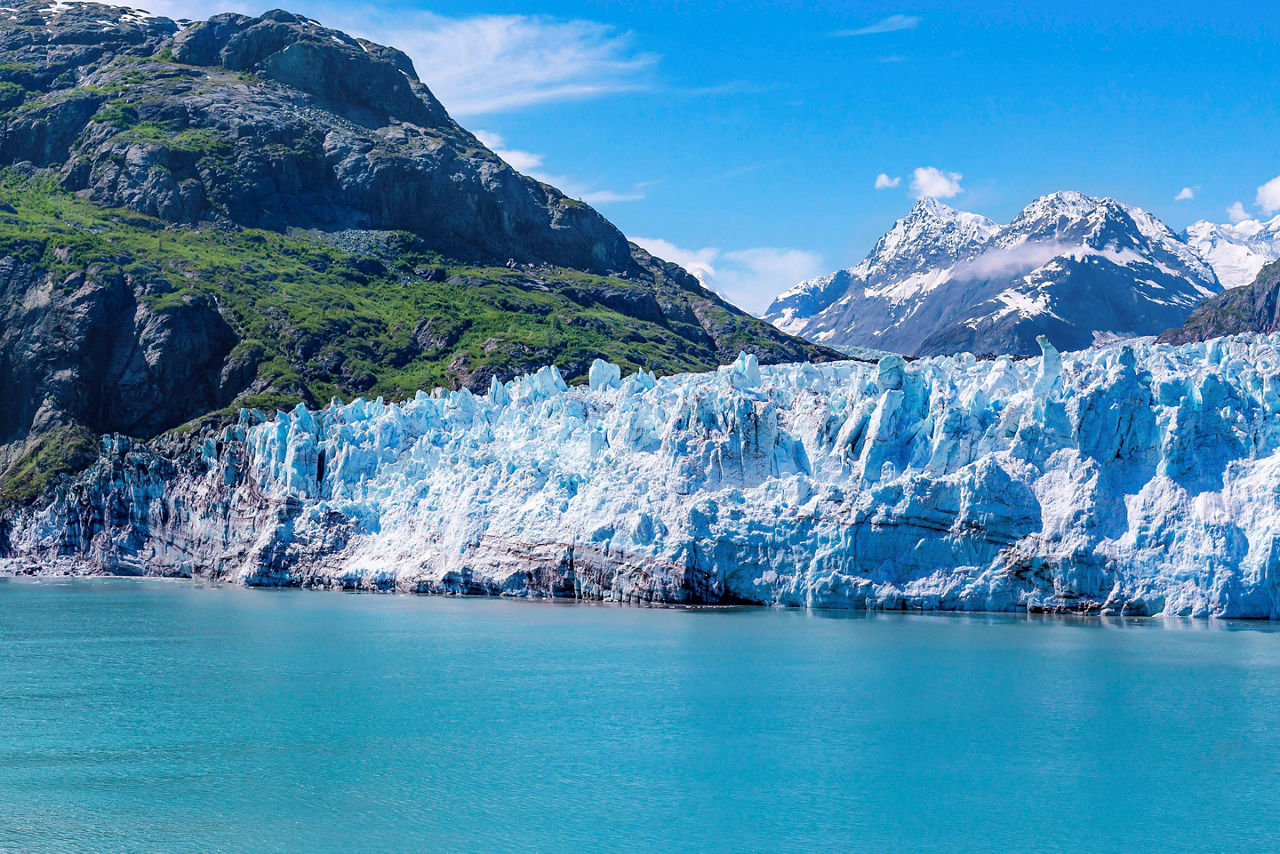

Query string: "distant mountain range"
[[1183, 215, 1280, 289], [764, 192, 1253, 356]]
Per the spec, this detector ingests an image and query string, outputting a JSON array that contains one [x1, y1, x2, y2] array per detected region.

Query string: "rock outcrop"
[[1, 4, 632, 272]]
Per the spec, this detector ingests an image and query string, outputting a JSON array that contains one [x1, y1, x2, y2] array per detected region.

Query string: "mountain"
[[1159, 260, 1280, 345], [766, 197, 999, 340], [9, 336, 1280, 618], [1183, 215, 1280, 289], [764, 192, 1220, 356], [0, 2, 833, 499]]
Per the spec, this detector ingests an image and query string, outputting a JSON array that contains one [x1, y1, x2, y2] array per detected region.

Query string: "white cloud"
[[354, 12, 658, 116], [577, 188, 646, 204], [632, 237, 719, 284], [472, 130, 544, 174], [1227, 201, 1251, 224], [954, 242, 1073, 280], [910, 166, 964, 199], [475, 130, 645, 205], [874, 173, 901, 190], [1175, 186, 1197, 201], [632, 238, 825, 316], [836, 14, 921, 36], [1256, 175, 1280, 215]]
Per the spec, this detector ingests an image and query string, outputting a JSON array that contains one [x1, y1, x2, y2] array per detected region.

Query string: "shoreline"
[[4, 569, 1278, 626]]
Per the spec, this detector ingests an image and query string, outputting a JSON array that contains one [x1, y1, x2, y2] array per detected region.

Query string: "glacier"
[[8, 335, 1280, 618]]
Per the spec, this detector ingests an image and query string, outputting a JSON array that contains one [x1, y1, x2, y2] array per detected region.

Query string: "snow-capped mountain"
[[765, 192, 1221, 356], [1184, 215, 1280, 289]]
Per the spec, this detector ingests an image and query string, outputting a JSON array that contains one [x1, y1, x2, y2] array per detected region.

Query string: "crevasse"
[[11, 335, 1280, 617]]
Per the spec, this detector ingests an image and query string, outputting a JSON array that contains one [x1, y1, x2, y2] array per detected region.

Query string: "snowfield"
[[10, 336, 1280, 617]]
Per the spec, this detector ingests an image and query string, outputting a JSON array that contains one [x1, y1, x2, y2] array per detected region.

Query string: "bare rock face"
[[0, 256, 238, 468], [0, 3, 634, 273]]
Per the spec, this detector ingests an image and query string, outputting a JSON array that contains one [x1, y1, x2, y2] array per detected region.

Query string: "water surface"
[[2, 579, 1278, 852]]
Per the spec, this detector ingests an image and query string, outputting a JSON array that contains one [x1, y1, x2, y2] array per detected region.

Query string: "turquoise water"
[[2, 580, 1279, 852]]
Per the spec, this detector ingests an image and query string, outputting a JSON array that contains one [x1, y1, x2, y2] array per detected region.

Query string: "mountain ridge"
[[765, 191, 1221, 356], [1183, 214, 1280, 290], [0, 0, 836, 500]]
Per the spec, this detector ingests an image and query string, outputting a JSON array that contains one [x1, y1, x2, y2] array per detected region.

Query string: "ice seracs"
[[9, 336, 1280, 618]]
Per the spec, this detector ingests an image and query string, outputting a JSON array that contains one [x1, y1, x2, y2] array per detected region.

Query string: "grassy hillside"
[[0, 169, 778, 412]]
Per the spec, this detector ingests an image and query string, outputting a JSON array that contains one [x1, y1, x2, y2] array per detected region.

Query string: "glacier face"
[[9, 337, 1280, 617]]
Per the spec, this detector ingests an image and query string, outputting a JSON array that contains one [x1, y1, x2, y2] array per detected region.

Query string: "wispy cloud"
[[699, 161, 783, 185], [393, 14, 657, 115], [955, 242, 1073, 280], [577, 188, 647, 204], [475, 130, 646, 205], [634, 237, 720, 283], [910, 166, 964, 199], [1175, 186, 1198, 201], [1227, 201, 1250, 224], [1257, 175, 1280, 216], [836, 14, 921, 37], [875, 173, 901, 190], [632, 237, 825, 316], [473, 131, 545, 174]]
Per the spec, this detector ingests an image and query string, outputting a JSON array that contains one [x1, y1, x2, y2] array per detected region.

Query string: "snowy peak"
[[1004, 193, 1185, 256], [909, 195, 995, 230], [763, 190, 1221, 356], [894, 196, 998, 242], [1012, 190, 1104, 226], [768, 197, 997, 337], [1184, 215, 1280, 289], [854, 197, 997, 277]]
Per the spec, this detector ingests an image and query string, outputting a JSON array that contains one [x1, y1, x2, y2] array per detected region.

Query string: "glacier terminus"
[[8, 334, 1280, 619]]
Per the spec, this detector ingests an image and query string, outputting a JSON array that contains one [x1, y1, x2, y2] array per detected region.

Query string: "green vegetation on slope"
[[0, 425, 98, 502], [0, 169, 742, 411]]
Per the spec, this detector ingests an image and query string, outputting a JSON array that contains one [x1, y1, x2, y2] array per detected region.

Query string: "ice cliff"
[[8, 335, 1280, 618]]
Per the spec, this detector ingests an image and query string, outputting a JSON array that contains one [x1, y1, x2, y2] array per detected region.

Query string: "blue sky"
[[150, 0, 1280, 313]]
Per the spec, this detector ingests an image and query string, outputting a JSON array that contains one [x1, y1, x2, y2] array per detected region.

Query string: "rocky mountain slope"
[[1159, 260, 1280, 345], [0, 1, 833, 500], [765, 192, 1220, 356], [1183, 215, 1280, 289], [8, 337, 1280, 618]]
